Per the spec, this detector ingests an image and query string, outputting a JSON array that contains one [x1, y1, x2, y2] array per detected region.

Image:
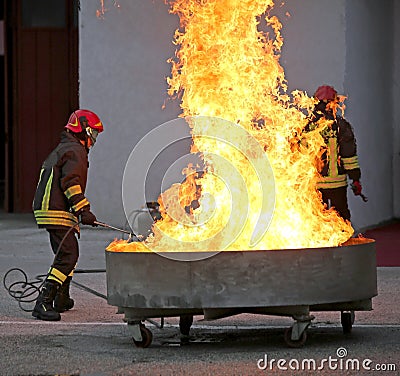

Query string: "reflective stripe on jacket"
[[314, 116, 361, 189], [32, 131, 90, 230]]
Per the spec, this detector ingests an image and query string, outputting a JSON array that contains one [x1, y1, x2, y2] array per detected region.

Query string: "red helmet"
[[314, 85, 337, 102], [65, 109, 104, 133], [65, 109, 104, 146]]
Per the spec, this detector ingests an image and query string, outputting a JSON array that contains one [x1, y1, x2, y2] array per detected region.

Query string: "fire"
[[96, 0, 120, 19], [108, 0, 354, 253]]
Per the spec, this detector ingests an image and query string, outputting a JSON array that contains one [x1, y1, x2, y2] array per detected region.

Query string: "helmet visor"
[[86, 127, 99, 146]]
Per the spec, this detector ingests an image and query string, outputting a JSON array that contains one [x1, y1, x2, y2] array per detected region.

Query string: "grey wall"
[[80, 0, 398, 230], [80, 0, 182, 225], [344, 0, 394, 229], [274, 0, 347, 95], [394, 1, 400, 217]]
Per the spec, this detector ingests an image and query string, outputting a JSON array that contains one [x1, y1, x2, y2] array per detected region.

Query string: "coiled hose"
[[3, 224, 106, 312]]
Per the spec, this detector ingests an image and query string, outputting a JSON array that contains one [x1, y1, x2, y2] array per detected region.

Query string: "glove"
[[351, 181, 362, 196], [80, 210, 98, 226]]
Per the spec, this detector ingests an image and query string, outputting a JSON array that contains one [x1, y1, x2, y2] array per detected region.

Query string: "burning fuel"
[[108, 0, 355, 254], [96, 0, 121, 18]]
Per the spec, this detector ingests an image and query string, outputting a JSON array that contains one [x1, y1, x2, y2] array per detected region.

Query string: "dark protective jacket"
[[306, 108, 361, 190], [33, 131, 90, 230]]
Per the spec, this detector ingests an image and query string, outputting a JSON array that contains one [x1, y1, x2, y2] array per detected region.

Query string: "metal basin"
[[106, 239, 376, 313], [105, 239, 377, 347]]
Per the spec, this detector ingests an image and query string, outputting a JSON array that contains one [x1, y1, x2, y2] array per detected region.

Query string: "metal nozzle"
[[94, 221, 134, 241]]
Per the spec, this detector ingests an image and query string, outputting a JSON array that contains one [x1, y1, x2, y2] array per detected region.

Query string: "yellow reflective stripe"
[[42, 169, 54, 211], [64, 185, 82, 199], [47, 275, 63, 284], [36, 168, 44, 189], [68, 264, 77, 277], [317, 181, 348, 189], [344, 162, 359, 170], [72, 198, 90, 213], [342, 156, 358, 163], [70, 117, 79, 128], [48, 267, 67, 283], [317, 174, 347, 189], [318, 174, 347, 183], [36, 217, 77, 227], [328, 138, 338, 176], [34, 210, 80, 233], [34, 210, 79, 228], [34, 210, 78, 221], [342, 156, 360, 170]]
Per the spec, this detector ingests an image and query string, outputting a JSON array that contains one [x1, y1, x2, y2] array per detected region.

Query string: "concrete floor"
[[0, 212, 398, 375]]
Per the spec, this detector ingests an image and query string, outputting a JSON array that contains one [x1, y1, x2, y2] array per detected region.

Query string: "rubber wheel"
[[341, 311, 355, 334], [179, 315, 193, 336], [132, 325, 153, 348], [283, 327, 307, 348]]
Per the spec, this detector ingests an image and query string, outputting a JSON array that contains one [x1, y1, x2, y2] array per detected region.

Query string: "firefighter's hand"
[[80, 210, 98, 226], [351, 181, 362, 196]]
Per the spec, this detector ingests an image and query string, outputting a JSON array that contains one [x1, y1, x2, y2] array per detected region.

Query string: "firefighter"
[[306, 85, 362, 221], [32, 110, 104, 321]]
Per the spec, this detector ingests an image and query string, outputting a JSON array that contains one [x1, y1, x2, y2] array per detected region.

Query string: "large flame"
[[108, 0, 354, 253]]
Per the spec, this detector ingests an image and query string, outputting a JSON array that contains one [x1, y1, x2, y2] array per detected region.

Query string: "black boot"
[[54, 276, 74, 313], [32, 280, 61, 321]]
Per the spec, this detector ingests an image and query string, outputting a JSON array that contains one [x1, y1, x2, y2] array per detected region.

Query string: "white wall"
[[80, 0, 397, 229]]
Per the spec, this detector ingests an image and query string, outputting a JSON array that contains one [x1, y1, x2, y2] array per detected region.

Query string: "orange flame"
[[96, 0, 120, 19], [108, 0, 353, 253]]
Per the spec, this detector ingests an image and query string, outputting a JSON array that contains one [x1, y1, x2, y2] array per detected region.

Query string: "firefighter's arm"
[[59, 150, 97, 225], [340, 131, 360, 176], [338, 119, 363, 195], [342, 156, 361, 181], [338, 119, 361, 173]]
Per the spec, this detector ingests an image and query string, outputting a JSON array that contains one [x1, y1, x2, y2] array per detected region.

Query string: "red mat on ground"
[[364, 221, 400, 267]]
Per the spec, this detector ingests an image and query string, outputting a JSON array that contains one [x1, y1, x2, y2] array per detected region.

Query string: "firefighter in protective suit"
[[32, 110, 104, 321], [306, 85, 362, 221]]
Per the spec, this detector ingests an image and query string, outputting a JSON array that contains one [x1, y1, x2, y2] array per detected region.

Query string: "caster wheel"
[[283, 327, 307, 348], [133, 325, 153, 348], [341, 311, 355, 334], [179, 315, 193, 336]]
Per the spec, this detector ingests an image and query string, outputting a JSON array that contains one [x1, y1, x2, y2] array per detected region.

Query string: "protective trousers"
[[319, 186, 351, 221], [47, 229, 79, 284]]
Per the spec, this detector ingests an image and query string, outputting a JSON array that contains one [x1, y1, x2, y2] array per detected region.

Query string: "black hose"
[[3, 222, 165, 329], [3, 224, 106, 312], [3, 267, 107, 312], [69, 279, 106, 300], [3, 268, 46, 312], [74, 269, 106, 273]]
